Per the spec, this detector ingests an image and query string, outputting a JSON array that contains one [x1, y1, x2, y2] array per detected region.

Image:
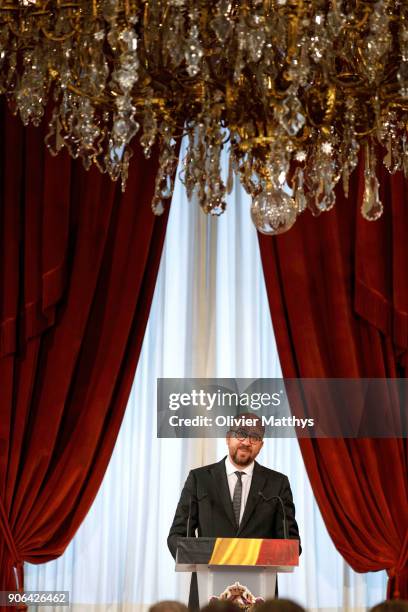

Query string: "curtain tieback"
[[387, 532, 408, 599], [13, 561, 24, 590], [0, 494, 23, 589], [388, 567, 401, 599]]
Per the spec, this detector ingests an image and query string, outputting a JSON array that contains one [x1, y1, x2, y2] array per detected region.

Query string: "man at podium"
[[168, 414, 301, 606]]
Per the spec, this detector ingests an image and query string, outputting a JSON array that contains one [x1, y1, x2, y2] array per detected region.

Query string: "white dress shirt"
[[225, 455, 255, 524]]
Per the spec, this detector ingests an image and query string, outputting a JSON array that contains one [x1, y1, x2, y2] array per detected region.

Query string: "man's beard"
[[231, 447, 253, 466]]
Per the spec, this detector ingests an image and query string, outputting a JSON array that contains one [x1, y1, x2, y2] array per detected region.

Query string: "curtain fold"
[[258, 162, 408, 599], [355, 161, 408, 365], [0, 102, 169, 593]]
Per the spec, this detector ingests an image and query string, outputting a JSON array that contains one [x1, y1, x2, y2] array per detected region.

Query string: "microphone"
[[258, 491, 288, 539], [186, 494, 197, 537]]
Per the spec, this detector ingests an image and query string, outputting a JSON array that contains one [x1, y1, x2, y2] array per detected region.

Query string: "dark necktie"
[[232, 471, 245, 527]]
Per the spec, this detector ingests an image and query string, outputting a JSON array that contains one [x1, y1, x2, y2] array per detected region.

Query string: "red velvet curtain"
[[0, 104, 169, 592], [258, 162, 408, 599]]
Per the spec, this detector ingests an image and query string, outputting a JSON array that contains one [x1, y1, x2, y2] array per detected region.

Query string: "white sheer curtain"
[[25, 142, 387, 611]]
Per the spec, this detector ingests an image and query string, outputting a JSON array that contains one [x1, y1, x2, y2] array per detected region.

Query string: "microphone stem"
[[259, 492, 288, 539]]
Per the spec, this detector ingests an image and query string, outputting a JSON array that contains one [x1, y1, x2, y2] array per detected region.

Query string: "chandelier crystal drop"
[[1, 0, 408, 234]]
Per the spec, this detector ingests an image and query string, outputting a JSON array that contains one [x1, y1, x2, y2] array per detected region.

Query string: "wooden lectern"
[[175, 537, 299, 607]]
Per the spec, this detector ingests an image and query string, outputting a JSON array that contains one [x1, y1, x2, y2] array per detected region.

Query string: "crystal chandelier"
[[1, 0, 408, 234]]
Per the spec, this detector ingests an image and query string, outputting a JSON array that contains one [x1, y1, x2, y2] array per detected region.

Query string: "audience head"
[[370, 601, 408, 612], [252, 599, 306, 612], [201, 601, 242, 612], [149, 601, 189, 612]]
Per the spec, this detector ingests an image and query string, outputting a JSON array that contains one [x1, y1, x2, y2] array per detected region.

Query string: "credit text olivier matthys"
[[168, 415, 314, 428]]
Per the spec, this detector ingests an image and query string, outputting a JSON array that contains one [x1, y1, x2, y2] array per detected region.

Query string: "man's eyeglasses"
[[229, 429, 263, 444]]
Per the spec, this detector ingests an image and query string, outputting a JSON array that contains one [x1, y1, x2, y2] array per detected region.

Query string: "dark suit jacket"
[[168, 457, 301, 558]]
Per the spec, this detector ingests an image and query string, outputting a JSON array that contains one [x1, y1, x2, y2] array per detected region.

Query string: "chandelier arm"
[[40, 27, 76, 41]]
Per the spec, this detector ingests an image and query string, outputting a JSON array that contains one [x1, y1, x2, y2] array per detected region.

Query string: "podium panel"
[[196, 566, 277, 608], [175, 537, 299, 607]]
